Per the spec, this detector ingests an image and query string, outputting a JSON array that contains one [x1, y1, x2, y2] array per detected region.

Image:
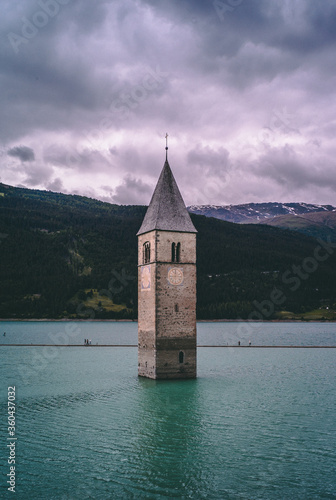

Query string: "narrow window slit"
[[172, 242, 176, 262], [176, 242, 181, 262]]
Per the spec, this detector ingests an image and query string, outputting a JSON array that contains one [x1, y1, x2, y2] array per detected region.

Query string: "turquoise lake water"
[[0, 322, 335, 499], [0, 320, 335, 346]]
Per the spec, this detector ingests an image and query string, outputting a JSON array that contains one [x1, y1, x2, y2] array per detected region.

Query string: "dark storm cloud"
[[111, 175, 153, 205], [1, 0, 175, 144], [0, 0, 336, 204], [43, 143, 114, 172], [47, 177, 64, 192], [253, 145, 336, 190], [187, 145, 230, 178], [7, 145, 35, 162], [24, 163, 54, 187], [1, 1, 124, 140]]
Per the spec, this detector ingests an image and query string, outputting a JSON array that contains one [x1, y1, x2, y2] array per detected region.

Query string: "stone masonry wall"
[[138, 230, 197, 379], [138, 231, 156, 378]]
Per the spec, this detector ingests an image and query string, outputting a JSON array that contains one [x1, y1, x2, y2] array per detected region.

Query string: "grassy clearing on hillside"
[[83, 289, 127, 312], [276, 308, 336, 321]]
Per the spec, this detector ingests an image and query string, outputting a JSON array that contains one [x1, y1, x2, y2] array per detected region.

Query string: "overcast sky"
[[1, 0, 336, 206]]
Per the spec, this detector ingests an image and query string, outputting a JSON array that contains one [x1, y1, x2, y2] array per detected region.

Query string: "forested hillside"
[[1, 183, 335, 320], [259, 211, 336, 242]]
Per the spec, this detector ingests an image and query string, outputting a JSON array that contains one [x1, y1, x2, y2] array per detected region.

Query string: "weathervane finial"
[[165, 133, 168, 161]]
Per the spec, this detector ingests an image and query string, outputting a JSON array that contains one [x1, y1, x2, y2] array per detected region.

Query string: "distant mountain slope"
[[1, 183, 336, 319], [258, 211, 336, 242], [188, 202, 335, 224]]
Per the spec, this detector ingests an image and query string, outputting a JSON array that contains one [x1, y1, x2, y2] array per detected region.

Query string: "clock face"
[[168, 267, 183, 286], [141, 265, 151, 291]]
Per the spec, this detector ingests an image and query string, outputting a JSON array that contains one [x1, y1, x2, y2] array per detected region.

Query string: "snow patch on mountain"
[[187, 202, 336, 224]]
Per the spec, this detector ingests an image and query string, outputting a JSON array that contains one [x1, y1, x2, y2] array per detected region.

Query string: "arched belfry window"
[[143, 242, 150, 264], [179, 351, 184, 363], [172, 242, 181, 263]]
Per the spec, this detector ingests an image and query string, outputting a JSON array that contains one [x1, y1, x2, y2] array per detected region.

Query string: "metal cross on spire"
[[165, 133, 168, 161]]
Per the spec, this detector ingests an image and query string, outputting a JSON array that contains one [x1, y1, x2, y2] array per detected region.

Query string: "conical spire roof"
[[137, 160, 197, 235]]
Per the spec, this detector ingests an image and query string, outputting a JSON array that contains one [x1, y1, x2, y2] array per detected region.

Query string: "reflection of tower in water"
[[131, 378, 207, 497]]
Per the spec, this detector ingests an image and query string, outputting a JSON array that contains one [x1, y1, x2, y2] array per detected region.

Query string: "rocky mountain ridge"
[[188, 202, 335, 224]]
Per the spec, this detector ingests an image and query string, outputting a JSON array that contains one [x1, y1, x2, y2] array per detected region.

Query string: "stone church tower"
[[137, 146, 197, 379]]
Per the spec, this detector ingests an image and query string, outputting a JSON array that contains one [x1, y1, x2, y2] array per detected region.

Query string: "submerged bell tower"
[[137, 137, 197, 379]]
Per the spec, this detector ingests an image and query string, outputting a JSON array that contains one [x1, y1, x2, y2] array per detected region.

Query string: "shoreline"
[[0, 344, 335, 348], [0, 318, 335, 323]]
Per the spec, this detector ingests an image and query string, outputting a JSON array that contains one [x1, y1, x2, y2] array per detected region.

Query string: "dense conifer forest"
[[0, 183, 335, 320]]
